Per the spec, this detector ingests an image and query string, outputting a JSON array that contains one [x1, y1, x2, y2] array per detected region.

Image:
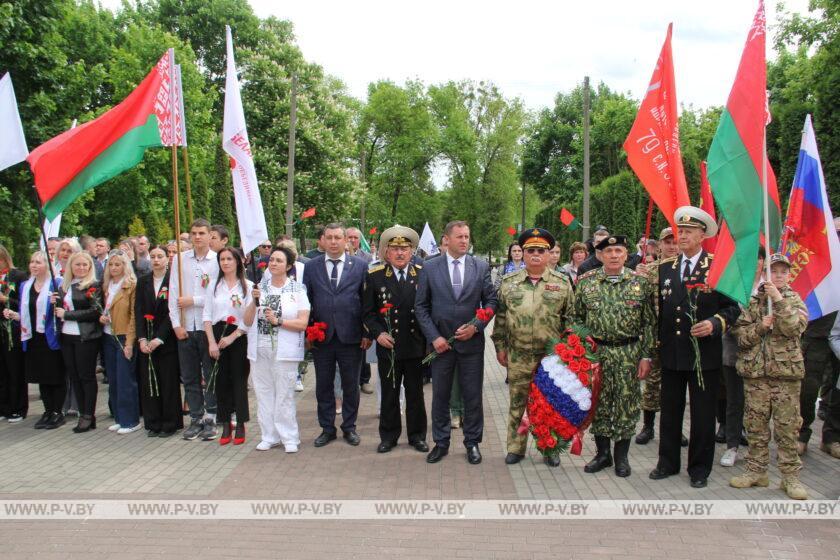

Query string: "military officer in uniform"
[[363, 226, 429, 453], [649, 206, 741, 488], [572, 235, 655, 477], [491, 228, 574, 467], [635, 227, 687, 448]]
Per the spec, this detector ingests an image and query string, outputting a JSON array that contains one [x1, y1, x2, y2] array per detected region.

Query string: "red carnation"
[[554, 342, 567, 355], [545, 436, 557, 448], [257, 261, 267, 270], [567, 334, 581, 346], [578, 372, 590, 385], [573, 344, 586, 358], [86, 287, 97, 298], [578, 358, 592, 371], [143, 314, 155, 321], [225, 316, 236, 325]]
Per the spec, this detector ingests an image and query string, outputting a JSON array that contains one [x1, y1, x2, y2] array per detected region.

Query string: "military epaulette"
[[501, 269, 524, 280], [413, 263, 422, 269], [577, 269, 598, 282], [368, 264, 385, 274], [660, 256, 678, 264]]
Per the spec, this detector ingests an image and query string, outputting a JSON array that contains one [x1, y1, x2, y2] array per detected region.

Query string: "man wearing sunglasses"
[[492, 228, 574, 467]]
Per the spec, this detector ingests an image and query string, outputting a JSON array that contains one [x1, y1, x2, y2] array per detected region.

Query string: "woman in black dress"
[[0, 244, 29, 423], [4, 251, 65, 428], [135, 245, 182, 437]]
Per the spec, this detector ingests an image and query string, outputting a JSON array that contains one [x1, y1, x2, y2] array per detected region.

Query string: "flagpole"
[[168, 49, 185, 326], [762, 127, 772, 315], [643, 197, 654, 261], [182, 147, 193, 223]]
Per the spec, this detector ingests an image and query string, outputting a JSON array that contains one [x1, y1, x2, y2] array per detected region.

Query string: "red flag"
[[369, 227, 377, 235], [560, 208, 574, 226], [506, 226, 517, 236], [300, 207, 316, 219], [699, 161, 718, 252], [623, 23, 689, 233]]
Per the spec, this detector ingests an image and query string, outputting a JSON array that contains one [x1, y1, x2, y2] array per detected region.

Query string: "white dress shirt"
[[446, 252, 467, 288], [679, 251, 702, 280], [168, 249, 219, 331], [202, 278, 254, 329], [324, 253, 346, 287]]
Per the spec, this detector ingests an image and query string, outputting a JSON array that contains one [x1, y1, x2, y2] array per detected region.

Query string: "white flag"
[[419, 222, 439, 256], [0, 73, 29, 172], [39, 214, 62, 250], [175, 64, 188, 146], [223, 25, 268, 254]]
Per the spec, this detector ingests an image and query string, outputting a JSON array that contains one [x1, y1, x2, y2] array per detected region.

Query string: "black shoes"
[[377, 441, 396, 453], [544, 454, 561, 467], [409, 440, 429, 453], [690, 478, 708, 488], [147, 430, 160, 437], [505, 453, 524, 465], [649, 466, 677, 480], [314, 431, 337, 447], [45, 412, 65, 430], [426, 445, 448, 463], [584, 436, 613, 473], [636, 411, 655, 444], [343, 431, 360, 446], [72, 415, 96, 433], [466, 444, 482, 465], [34, 412, 51, 429], [614, 440, 631, 477]]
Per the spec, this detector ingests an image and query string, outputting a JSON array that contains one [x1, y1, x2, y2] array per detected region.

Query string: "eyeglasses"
[[260, 244, 272, 249], [525, 248, 546, 254]]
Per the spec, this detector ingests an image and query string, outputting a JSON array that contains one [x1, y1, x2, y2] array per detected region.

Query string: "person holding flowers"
[[100, 250, 140, 434], [135, 245, 182, 437], [491, 228, 574, 467], [362, 225, 429, 454], [203, 247, 253, 446], [0, 245, 29, 423], [53, 252, 103, 433], [572, 235, 655, 477], [244, 245, 310, 453]]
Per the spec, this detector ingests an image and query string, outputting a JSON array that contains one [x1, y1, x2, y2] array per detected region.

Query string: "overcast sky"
[[239, 0, 812, 111]]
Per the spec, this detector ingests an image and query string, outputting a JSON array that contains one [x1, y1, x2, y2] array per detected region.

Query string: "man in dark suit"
[[303, 223, 371, 447], [363, 225, 428, 453], [415, 220, 497, 465], [649, 206, 741, 488]]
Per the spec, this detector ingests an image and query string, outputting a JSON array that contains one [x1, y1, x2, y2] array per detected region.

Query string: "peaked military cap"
[[518, 227, 555, 250]]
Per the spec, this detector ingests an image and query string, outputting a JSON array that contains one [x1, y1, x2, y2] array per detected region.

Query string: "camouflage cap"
[[769, 253, 791, 268]]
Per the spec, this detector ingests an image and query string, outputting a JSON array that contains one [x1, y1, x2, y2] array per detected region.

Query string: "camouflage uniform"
[[572, 267, 655, 440], [733, 286, 808, 476], [638, 259, 665, 413], [491, 268, 574, 455]]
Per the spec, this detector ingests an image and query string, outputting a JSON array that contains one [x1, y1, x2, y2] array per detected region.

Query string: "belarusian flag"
[[27, 49, 185, 220], [698, 161, 718, 253], [706, 1, 782, 305], [559, 208, 581, 231]]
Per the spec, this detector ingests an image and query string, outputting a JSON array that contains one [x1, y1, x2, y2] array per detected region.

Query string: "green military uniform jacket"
[[733, 286, 808, 380], [491, 267, 574, 358], [571, 266, 655, 359]]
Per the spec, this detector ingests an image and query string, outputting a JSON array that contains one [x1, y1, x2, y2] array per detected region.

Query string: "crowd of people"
[[0, 209, 837, 501]]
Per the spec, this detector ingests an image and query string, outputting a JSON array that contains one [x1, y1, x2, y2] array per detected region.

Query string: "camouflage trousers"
[[591, 343, 642, 441], [641, 355, 662, 412], [743, 378, 803, 475], [506, 352, 540, 455]]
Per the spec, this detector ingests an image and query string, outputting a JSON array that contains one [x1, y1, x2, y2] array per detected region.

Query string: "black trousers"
[[823, 365, 840, 445], [61, 335, 100, 417], [212, 322, 249, 423], [139, 349, 184, 433], [313, 338, 363, 435], [430, 349, 484, 448], [39, 383, 66, 415], [658, 368, 719, 480], [378, 353, 427, 444], [0, 344, 27, 417], [722, 365, 745, 448], [360, 363, 371, 385]]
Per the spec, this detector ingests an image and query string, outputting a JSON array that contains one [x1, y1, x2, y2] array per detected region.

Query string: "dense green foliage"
[[0, 0, 836, 263]]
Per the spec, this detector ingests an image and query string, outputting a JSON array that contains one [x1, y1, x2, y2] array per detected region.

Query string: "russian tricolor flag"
[[782, 115, 840, 320]]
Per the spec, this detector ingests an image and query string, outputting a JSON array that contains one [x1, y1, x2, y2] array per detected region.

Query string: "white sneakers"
[[256, 441, 297, 453], [285, 444, 298, 454], [108, 423, 122, 432], [295, 379, 304, 392], [256, 441, 273, 451], [720, 447, 738, 467], [117, 424, 142, 435]]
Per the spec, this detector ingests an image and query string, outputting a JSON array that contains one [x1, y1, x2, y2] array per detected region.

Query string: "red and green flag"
[[27, 49, 185, 220], [300, 207, 316, 219], [706, 1, 782, 305], [698, 161, 719, 253], [559, 208, 581, 231]]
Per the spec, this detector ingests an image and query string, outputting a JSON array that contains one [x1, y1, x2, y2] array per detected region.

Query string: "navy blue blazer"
[[414, 253, 497, 355], [303, 254, 368, 344]]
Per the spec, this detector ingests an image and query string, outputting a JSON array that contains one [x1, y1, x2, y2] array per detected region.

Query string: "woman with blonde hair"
[[4, 251, 65, 428], [0, 245, 29, 423], [53, 252, 103, 433], [55, 238, 82, 278], [101, 250, 140, 434]]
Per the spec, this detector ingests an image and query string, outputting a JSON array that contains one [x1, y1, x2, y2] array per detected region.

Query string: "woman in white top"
[[203, 247, 253, 445], [244, 246, 310, 452]]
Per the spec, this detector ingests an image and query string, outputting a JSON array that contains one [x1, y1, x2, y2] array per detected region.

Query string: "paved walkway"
[[0, 332, 838, 559]]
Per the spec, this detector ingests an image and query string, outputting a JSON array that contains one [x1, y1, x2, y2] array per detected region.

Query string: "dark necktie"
[[452, 259, 462, 298], [398, 268, 406, 284], [329, 259, 340, 289], [683, 259, 691, 283]]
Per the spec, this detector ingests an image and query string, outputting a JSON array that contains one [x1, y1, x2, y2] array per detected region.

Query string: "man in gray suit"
[[415, 220, 497, 465]]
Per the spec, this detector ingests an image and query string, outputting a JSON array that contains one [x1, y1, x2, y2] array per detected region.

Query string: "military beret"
[[594, 235, 628, 251]]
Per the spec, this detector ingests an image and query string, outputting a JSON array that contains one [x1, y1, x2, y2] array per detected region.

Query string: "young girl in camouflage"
[[730, 254, 810, 500]]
